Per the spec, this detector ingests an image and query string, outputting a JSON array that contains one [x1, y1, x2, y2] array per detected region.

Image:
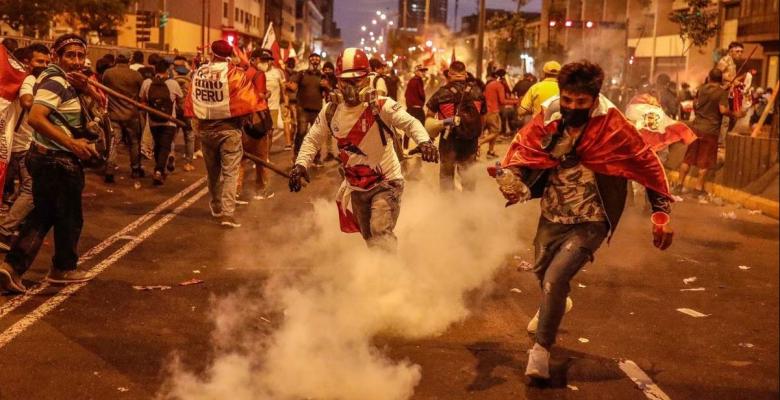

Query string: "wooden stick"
[[242, 151, 291, 179], [87, 79, 188, 128], [728, 46, 758, 87], [751, 81, 779, 138]]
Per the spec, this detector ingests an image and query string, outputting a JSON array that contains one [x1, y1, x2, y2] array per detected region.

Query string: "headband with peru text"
[[54, 38, 87, 54]]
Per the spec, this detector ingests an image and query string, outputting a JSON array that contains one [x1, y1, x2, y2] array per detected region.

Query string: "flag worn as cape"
[[0, 45, 27, 202], [502, 94, 672, 198], [625, 94, 696, 152], [261, 23, 282, 68], [184, 61, 264, 120]]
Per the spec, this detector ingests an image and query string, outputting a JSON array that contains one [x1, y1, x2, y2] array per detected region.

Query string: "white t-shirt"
[[265, 67, 285, 111], [129, 63, 144, 71], [139, 77, 184, 127], [12, 75, 36, 152]]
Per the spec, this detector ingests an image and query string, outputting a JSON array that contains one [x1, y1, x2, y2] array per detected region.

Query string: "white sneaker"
[[527, 297, 574, 333], [525, 343, 551, 379], [209, 203, 223, 218]]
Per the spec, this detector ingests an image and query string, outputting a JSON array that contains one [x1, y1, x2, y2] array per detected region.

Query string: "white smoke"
[[160, 168, 527, 400]]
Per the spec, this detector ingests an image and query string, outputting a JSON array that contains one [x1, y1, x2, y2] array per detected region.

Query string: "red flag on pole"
[[451, 48, 456, 64]]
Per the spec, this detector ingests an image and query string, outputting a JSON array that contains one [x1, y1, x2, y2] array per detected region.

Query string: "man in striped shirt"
[[1, 34, 102, 294]]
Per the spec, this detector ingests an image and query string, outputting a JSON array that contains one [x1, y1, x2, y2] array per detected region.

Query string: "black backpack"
[[451, 84, 483, 140], [147, 77, 174, 123]]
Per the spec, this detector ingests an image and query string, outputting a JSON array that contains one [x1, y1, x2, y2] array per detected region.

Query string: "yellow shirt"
[[521, 77, 560, 114]]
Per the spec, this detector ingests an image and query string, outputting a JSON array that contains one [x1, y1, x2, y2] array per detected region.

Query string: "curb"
[[667, 171, 780, 219]]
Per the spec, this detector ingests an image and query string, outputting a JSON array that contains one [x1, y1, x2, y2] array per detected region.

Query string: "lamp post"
[[475, 0, 486, 79]]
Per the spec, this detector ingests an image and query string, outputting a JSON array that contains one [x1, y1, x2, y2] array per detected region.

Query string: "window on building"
[[235, 7, 239, 20], [725, 4, 739, 19], [223, 2, 228, 18]]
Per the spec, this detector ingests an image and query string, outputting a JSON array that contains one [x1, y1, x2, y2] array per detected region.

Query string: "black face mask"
[[560, 106, 591, 128], [31, 66, 47, 77]]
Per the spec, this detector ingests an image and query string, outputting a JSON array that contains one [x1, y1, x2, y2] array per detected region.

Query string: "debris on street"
[[132, 285, 172, 291], [677, 308, 709, 318], [721, 211, 737, 219], [683, 276, 698, 285], [738, 265, 751, 270], [738, 342, 755, 348], [680, 287, 706, 292], [510, 288, 522, 293], [618, 360, 672, 400], [578, 337, 590, 343], [179, 278, 205, 286]]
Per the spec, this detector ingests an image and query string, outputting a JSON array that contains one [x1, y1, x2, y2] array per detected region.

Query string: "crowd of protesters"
[[0, 32, 776, 385]]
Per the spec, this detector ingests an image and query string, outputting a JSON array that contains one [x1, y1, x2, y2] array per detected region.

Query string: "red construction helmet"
[[336, 48, 370, 78]]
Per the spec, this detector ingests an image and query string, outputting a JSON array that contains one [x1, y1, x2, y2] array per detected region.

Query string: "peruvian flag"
[[261, 22, 282, 67], [625, 94, 697, 152], [0, 44, 27, 200]]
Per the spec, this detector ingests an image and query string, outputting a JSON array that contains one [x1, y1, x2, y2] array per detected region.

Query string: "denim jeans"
[[350, 179, 404, 250], [532, 217, 608, 348], [151, 125, 176, 174], [0, 151, 34, 236], [108, 118, 142, 172], [200, 129, 243, 217], [6, 148, 85, 275]]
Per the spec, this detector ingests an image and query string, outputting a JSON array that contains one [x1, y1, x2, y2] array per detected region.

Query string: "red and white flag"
[[625, 94, 697, 152], [261, 22, 282, 67], [0, 44, 27, 200]]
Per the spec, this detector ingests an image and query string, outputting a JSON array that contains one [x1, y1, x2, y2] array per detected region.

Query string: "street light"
[[380, 14, 386, 20], [376, 10, 381, 15], [388, 21, 394, 26], [549, 20, 557, 27], [361, 25, 366, 31], [564, 20, 573, 27], [585, 20, 594, 28], [425, 40, 433, 47], [372, 19, 377, 25]]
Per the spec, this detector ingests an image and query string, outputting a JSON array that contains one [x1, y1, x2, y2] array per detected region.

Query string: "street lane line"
[[0, 178, 205, 320], [618, 359, 672, 400], [0, 187, 208, 349]]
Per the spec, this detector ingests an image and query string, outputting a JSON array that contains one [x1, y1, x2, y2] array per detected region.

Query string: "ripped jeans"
[[532, 217, 608, 348]]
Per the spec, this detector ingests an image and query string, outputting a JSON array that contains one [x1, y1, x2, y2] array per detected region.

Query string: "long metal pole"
[[476, 0, 486, 79], [649, 0, 659, 80], [88, 80, 188, 128], [201, 0, 206, 53]]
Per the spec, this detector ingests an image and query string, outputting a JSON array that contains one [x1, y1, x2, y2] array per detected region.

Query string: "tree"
[[668, 0, 718, 50], [63, 0, 133, 38], [487, 11, 527, 66], [0, 0, 62, 37]]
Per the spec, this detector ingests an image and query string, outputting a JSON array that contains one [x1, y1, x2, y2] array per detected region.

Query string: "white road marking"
[[0, 178, 205, 320], [0, 187, 207, 349], [618, 359, 672, 400]]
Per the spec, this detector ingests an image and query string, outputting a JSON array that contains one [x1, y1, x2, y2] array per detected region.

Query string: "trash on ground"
[[179, 278, 204, 286], [720, 211, 737, 219], [698, 198, 710, 205], [618, 359, 672, 400], [82, 192, 97, 197], [510, 288, 522, 293], [578, 337, 590, 343], [683, 276, 697, 285], [680, 287, 706, 292], [738, 342, 755, 348], [517, 260, 534, 271], [577, 283, 587, 288], [133, 182, 142, 190], [193, 270, 201, 274], [672, 195, 684, 202], [727, 360, 753, 367], [567, 384, 579, 391], [738, 265, 751, 270], [117, 387, 129, 392], [132, 285, 172, 291], [748, 209, 762, 215], [677, 308, 709, 318], [260, 316, 272, 324], [106, 189, 114, 193]]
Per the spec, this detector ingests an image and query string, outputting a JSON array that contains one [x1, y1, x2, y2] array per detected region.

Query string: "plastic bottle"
[[494, 163, 528, 203]]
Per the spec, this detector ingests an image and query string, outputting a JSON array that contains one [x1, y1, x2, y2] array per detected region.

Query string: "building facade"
[[296, 0, 323, 54], [398, 0, 448, 32]]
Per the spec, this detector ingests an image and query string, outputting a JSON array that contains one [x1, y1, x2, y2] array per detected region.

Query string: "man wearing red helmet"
[[289, 48, 438, 250]]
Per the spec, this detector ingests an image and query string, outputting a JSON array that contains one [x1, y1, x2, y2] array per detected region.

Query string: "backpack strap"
[[325, 101, 338, 136]]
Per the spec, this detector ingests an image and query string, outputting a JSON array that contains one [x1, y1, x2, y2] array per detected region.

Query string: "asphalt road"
[[0, 136, 777, 400]]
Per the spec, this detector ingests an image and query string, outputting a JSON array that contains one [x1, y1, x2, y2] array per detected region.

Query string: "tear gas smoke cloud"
[[160, 170, 526, 400]]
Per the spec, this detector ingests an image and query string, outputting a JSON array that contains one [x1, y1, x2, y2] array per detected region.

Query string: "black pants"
[[532, 217, 608, 348], [439, 134, 478, 191], [406, 106, 426, 149], [151, 125, 176, 174], [294, 107, 320, 159], [6, 148, 85, 275]]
